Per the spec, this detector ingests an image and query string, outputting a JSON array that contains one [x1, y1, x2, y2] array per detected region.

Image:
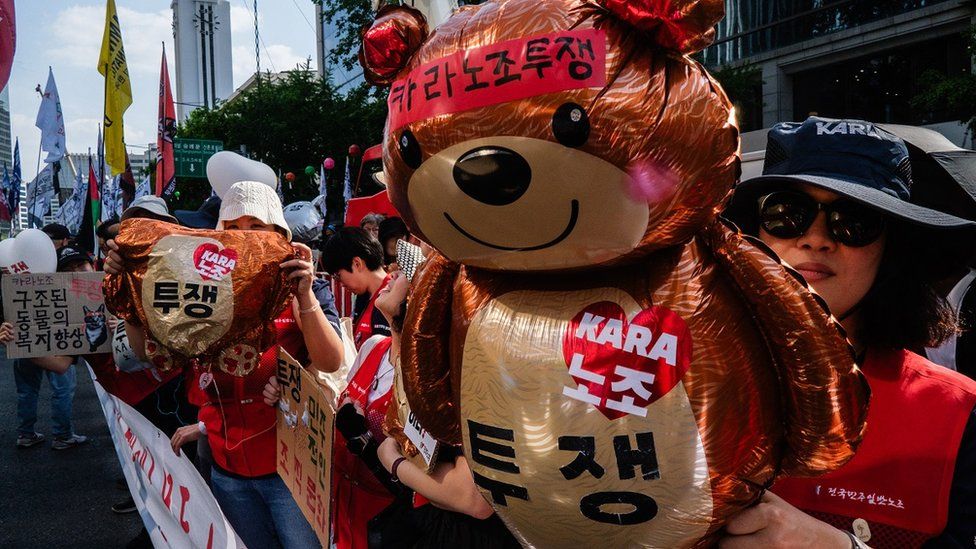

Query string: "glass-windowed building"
[[700, 1, 975, 145]]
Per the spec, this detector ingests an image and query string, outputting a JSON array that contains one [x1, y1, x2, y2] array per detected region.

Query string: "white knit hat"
[[217, 181, 292, 241]]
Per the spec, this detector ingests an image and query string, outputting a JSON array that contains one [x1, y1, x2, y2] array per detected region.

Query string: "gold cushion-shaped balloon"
[[103, 218, 296, 377]]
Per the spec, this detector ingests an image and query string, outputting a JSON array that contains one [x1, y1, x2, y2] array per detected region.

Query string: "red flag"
[[156, 46, 176, 197], [0, 0, 15, 93], [79, 155, 100, 255], [89, 155, 101, 220], [344, 190, 399, 227]]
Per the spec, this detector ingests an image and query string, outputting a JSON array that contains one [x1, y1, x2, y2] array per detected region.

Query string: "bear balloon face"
[[363, 0, 738, 272]]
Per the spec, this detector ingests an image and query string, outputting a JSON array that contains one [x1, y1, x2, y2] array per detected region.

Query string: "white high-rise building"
[[172, 0, 233, 122], [0, 88, 12, 169]]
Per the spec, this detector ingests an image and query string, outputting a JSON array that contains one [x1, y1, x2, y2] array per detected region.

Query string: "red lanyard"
[[354, 275, 391, 346], [345, 337, 393, 408]]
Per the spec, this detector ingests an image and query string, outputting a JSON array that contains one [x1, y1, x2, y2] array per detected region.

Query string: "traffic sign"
[[174, 138, 223, 178]]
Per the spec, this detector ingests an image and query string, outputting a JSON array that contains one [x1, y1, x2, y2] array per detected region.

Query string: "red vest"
[[774, 349, 976, 547], [88, 353, 182, 406], [197, 305, 306, 477], [353, 275, 391, 350], [332, 337, 395, 549]]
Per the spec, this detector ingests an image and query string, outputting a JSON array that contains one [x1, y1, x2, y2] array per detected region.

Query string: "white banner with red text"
[[90, 365, 244, 549]]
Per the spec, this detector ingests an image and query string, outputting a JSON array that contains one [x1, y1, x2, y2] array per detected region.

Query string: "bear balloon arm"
[[701, 218, 870, 477], [398, 251, 463, 446]]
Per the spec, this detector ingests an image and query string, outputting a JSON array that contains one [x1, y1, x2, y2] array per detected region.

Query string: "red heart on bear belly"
[[193, 243, 238, 281], [562, 301, 693, 420]]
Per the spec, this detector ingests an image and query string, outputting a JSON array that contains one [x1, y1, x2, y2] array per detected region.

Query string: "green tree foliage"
[[911, 26, 976, 139], [711, 63, 764, 132], [177, 61, 388, 213], [312, 0, 374, 74]]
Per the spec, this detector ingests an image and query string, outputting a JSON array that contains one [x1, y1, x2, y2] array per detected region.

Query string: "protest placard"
[[276, 348, 336, 547], [2, 272, 112, 358]]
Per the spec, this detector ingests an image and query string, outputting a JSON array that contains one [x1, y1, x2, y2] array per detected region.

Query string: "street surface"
[[0, 356, 142, 547]]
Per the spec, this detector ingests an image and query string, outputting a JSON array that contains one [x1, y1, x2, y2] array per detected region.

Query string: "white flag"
[[134, 175, 151, 199], [26, 166, 55, 228], [35, 68, 67, 164], [114, 177, 125, 218], [101, 175, 117, 222], [54, 168, 88, 234]]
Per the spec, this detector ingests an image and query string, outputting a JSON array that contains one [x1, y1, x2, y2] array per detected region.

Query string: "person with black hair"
[[322, 227, 392, 348], [378, 217, 410, 269], [722, 118, 976, 548], [41, 223, 71, 251]]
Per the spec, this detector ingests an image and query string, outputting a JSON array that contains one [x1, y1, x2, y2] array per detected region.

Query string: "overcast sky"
[[8, 0, 336, 181]]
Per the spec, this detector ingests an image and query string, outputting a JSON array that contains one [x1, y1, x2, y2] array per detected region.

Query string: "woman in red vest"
[[329, 269, 410, 549], [266, 269, 409, 548], [321, 227, 392, 349], [108, 181, 345, 549], [722, 118, 976, 548]]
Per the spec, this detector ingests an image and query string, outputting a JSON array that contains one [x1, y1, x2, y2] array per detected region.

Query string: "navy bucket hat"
[[732, 117, 976, 230]]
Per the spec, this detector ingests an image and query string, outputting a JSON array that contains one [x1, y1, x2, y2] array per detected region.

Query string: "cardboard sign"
[[276, 348, 336, 547], [2, 272, 113, 358]]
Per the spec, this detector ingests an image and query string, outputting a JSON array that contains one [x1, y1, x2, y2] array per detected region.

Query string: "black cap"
[[57, 246, 92, 272], [734, 117, 976, 229], [174, 195, 222, 229], [42, 223, 71, 241]]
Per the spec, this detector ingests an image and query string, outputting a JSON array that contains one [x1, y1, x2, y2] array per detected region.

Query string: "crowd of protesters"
[[2, 116, 975, 549]]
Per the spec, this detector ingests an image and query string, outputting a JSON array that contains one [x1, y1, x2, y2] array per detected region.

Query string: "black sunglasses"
[[758, 191, 886, 247]]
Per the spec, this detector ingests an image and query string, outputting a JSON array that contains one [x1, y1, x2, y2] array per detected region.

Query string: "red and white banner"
[[90, 366, 243, 549], [157, 47, 177, 197]]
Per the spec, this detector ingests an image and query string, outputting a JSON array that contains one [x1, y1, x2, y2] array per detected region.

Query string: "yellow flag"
[[98, 0, 132, 176]]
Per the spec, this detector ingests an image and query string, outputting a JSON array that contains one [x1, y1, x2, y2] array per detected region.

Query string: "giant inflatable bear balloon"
[[361, 1, 870, 546]]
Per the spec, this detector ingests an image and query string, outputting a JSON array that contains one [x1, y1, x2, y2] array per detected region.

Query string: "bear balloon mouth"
[[443, 200, 580, 252]]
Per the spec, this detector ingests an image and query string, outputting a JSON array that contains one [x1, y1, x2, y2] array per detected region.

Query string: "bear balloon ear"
[[593, 0, 723, 54], [358, 5, 429, 86]]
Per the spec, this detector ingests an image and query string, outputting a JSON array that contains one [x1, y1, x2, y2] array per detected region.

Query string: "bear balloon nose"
[[453, 147, 532, 206]]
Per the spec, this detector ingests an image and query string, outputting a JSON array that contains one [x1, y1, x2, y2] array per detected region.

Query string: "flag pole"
[[32, 83, 45, 228]]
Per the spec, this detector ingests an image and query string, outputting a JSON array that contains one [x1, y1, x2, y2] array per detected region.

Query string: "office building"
[[0, 88, 11, 169], [701, 0, 975, 146], [172, 0, 234, 121]]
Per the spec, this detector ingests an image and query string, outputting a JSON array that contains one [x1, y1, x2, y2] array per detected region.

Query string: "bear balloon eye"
[[399, 130, 423, 169], [552, 103, 590, 148]]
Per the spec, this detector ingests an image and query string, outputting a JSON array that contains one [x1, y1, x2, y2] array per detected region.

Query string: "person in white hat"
[[105, 181, 345, 549], [175, 180, 343, 548]]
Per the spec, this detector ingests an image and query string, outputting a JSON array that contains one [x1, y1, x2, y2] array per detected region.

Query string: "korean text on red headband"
[[388, 29, 608, 131]]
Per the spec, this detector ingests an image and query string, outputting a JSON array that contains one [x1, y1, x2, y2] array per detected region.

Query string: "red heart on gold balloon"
[[193, 243, 238, 281], [562, 301, 693, 420]]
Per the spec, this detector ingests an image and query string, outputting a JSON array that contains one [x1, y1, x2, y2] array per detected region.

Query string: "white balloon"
[[0, 238, 17, 273], [15, 229, 58, 273], [206, 151, 278, 198]]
